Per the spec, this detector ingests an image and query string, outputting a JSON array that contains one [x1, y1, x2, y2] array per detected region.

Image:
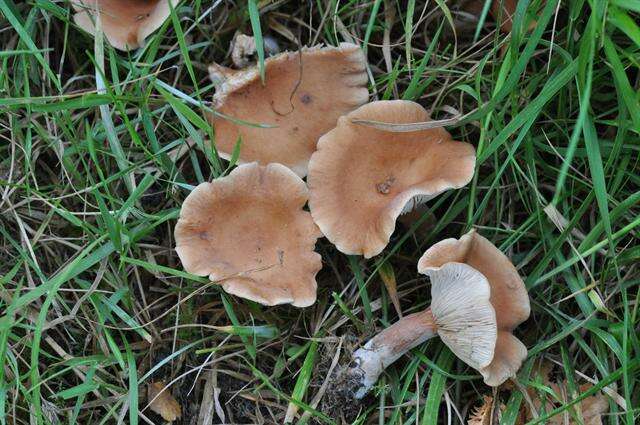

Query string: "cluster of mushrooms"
[[72, 0, 530, 401], [176, 44, 531, 398]]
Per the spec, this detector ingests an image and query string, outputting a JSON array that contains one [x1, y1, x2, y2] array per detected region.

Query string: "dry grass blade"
[[350, 114, 462, 132], [378, 261, 403, 317]]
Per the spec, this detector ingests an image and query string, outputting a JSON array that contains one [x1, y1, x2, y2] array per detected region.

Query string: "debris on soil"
[[148, 381, 182, 422], [231, 34, 257, 68], [230, 33, 280, 68], [468, 395, 504, 425], [217, 371, 263, 424], [319, 364, 368, 423]]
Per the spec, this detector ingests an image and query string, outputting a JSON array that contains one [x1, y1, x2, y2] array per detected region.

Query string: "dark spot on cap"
[[300, 93, 312, 104]]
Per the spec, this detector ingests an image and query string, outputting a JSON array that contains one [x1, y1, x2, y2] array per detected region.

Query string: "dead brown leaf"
[[148, 381, 182, 422], [377, 261, 402, 318], [469, 360, 608, 425], [528, 382, 608, 425], [468, 396, 504, 425]]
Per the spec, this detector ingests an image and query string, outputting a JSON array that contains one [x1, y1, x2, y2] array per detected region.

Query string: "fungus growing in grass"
[[307, 100, 475, 258], [345, 230, 530, 398], [418, 229, 530, 386], [208, 43, 368, 177], [73, 0, 177, 51], [174, 162, 322, 307], [348, 262, 497, 398]]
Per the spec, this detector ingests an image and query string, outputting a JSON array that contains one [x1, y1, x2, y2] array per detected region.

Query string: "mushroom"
[[491, 0, 517, 33], [345, 229, 530, 398], [174, 162, 322, 307], [348, 262, 497, 398], [417, 229, 530, 386], [73, 0, 177, 51], [208, 43, 369, 177], [307, 100, 475, 258]]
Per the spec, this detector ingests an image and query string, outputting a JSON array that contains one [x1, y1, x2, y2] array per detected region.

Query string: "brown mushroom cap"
[[307, 100, 476, 258], [73, 0, 176, 51], [174, 162, 322, 307], [208, 43, 369, 177], [418, 229, 530, 385]]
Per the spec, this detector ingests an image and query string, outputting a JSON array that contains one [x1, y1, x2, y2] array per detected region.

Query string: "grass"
[[0, 0, 639, 424]]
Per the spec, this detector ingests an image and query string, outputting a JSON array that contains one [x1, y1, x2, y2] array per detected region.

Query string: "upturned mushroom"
[[73, 0, 177, 51], [418, 229, 530, 386], [345, 230, 530, 398], [348, 262, 496, 398], [307, 100, 476, 258], [208, 43, 368, 177], [174, 162, 322, 307]]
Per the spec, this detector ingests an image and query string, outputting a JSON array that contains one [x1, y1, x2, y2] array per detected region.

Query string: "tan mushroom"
[[491, 0, 518, 33], [307, 100, 476, 258], [346, 262, 497, 398], [174, 162, 322, 307], [418, 229, 530, 386], [73, 0, 176, 51], [208, 43, 368, 177]]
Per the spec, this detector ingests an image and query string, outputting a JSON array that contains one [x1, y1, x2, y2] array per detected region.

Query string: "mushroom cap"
[[73, 0, 176, 51], [418, 229, 530, 385], [174, 162, 323, 307], [307, 100, 476, 258], [208, 43, 369, 177], [427, 262, 497, 370]]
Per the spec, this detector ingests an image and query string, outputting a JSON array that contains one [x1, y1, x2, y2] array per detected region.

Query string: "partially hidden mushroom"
[[345, 229, 530, 398], [491, 0, 539, 34], [174, 162, 322, 307], [73, 0, 177, 51], [307, 100, 475, 258], [208, 43, 369, 177]]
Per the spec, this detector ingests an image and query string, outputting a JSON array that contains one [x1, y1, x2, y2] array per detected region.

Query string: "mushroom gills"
[[427, 262, 498, 370], [346, 262, 498, 398]]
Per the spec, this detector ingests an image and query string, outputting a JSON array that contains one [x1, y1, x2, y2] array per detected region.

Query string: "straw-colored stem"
[[350, 308, 436, 398]]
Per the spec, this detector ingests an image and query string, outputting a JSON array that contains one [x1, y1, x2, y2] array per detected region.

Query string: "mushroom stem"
[[350, 308, 436, 398], [346, 262, 500, 398]]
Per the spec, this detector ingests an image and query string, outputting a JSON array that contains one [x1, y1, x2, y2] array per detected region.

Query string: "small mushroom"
[[347, 262, 497, 398], [208, 43, 368, 177], [73, 0, 176, 51], [418, 229, 530, 386], [174, 162, 322, 307], [307, 100, 475, 258]]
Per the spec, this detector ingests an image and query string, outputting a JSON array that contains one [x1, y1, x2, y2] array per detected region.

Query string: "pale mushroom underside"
[[174, 162, 322, 307], [418, 229, 531, 385], [308, 100, 476, 258], [73, 0, 175, 51], [427, 262, 498, 370], [209, 43, 369, 177]]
